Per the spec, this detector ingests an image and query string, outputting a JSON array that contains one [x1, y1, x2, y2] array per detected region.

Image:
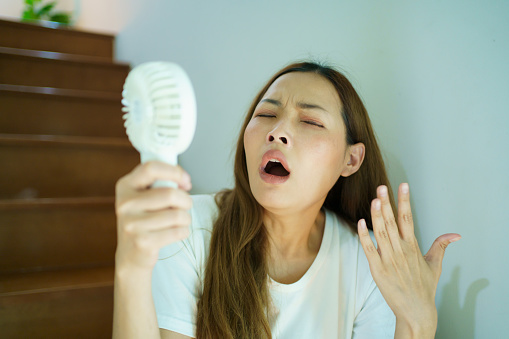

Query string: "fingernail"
[[402, 183, 409, 194], [182, 171, 192, 188], [379, 186, 388, 197], [359, 219, 367, 230], [374, 199, 381, 210], [450, 236, 462, 243]]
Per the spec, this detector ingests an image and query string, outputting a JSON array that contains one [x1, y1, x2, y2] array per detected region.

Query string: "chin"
[[249, 183, 297, 212]]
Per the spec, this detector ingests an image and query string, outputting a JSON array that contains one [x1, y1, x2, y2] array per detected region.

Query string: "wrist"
[[114, 248, 158, 278], [114, 261, 154, 283], [395, 310, 437, 339]]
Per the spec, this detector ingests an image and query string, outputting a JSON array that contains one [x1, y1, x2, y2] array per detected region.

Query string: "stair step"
[[0, 265, 113, 296], [0, 47, 130, 92], [0, 197, 117, 272], [0, 18, 115, 59], [0, 134, 139, 199], [0, 84, 126, 138], [0, 266, 114, 338]]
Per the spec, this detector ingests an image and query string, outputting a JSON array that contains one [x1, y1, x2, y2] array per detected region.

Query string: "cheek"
[[243, 121, 261, 167], [304, 135, 345, 177], [244, 120, 266, 147], [243, 123, 254, 156], [243, 122, 253, 148]]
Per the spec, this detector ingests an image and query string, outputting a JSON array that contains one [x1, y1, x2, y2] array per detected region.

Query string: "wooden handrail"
[[0, 84, 121, 101], [0, 46, 129, 67], [0, 133, 131, 148], [0, 17, 115, 39], [0, 196, 115, 210], [0, 266, 114, 296]]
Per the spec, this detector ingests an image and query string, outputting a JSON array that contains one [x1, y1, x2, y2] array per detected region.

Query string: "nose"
[[266, 123, 291, 146], [268, 135, 288, 144]]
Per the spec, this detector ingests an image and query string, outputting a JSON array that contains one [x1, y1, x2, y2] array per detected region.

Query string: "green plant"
[[22, 0, 72, 25]]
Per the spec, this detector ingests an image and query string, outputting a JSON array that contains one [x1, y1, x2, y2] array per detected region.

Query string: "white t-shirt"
[[152, 194, 396, 338]]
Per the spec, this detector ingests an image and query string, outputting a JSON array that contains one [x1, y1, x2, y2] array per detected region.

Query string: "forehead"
[[261, 72, 342, 113]]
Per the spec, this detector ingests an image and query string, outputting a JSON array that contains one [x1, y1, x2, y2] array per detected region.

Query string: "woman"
[[113, 62, 460, 338]]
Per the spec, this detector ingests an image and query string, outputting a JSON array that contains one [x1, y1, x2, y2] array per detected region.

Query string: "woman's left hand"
[[357, 183, 461, 337]]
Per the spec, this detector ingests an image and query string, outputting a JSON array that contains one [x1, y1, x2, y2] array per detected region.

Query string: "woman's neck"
[[264, 208, 325, 257], [263, 203, 326, 284]]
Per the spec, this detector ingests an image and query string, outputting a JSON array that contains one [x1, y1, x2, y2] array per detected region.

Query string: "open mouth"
[[264, 160, 290, 177]]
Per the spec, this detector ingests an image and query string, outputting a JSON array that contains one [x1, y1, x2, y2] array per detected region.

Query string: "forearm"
[[113, 267, 160, 339]]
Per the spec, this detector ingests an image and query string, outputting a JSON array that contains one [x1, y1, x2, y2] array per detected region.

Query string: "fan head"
[[122, 62, 197, 163]]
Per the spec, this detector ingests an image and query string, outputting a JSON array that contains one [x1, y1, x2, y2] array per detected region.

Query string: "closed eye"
[[303, 120, 324, 128], [255, 113, 323, 127]]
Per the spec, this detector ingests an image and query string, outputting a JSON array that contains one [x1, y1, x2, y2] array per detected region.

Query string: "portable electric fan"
[[122, 62, 197, 188]]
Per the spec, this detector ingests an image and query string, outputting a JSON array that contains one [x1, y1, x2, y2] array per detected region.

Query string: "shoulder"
[[327, 211, 378, 298], [329, 212, 376, 270], [327, 212, 395, 332], [151, 194, 219, 336], [189, 193, 219, 232], [191, 193, 218, 215], [191, 193, 218, 211], [327, 211, 365, 259], [156, 193, 218, 261]]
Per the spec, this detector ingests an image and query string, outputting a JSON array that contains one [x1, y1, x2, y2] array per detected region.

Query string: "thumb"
[[424, 233, 461, 273]]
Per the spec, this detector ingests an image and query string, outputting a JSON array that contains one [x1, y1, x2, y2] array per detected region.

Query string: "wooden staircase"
[[0, 18, 139, 338]]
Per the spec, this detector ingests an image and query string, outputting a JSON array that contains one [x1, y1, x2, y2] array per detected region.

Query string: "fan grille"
[[121, 61, 196, 155]]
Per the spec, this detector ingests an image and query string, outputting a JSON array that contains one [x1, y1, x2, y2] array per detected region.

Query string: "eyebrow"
[[259, 98, 329, 113]]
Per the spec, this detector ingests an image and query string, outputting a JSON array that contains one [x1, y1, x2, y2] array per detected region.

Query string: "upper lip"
[[260, 149, 291, 174]]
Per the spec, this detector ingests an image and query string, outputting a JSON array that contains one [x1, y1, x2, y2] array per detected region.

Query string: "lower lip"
[[259, 168, 290, 184]]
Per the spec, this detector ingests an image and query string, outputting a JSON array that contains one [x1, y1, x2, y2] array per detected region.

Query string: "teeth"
[[269, 159, 280, 163]]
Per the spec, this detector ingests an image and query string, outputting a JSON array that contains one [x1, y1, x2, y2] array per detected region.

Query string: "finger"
[[122, 161, 192, 191], [424, 233, 462, 274], [377, 185, 402, 253], [371, 198, 394, 260], [123, 209, 192, 233], [151, 225, 191, 248], [397, 183, 415, 241], [357, 219, 383, 269], [143, 188, 193, 212], [134, 225, 191, 254], [118, 187, 193, 214]]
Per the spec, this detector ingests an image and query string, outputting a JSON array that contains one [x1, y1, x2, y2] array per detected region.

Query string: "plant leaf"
[[49, 12, 71, 25], [22, 9, 38, 20], [37, 2, 56, 17]]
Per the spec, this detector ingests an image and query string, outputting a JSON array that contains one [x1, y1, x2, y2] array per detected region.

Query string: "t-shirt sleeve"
[[352, 232, 396, 339], [151, 194, 216, 337]]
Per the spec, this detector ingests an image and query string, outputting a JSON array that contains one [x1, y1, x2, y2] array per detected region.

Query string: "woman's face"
[[244, 72, 354, 213]]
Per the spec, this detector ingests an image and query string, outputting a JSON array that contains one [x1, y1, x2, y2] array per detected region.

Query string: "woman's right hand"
[[114, 161, 193, 274]]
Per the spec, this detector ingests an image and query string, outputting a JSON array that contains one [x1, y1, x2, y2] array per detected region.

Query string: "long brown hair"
[[195, 61, 395, 338]]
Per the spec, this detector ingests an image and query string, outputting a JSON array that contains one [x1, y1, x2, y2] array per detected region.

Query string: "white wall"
[[0, 0, 23, 19], [0, 0, 128, 33], [3, 0, 507, 337], [116, 1, 508, 337]]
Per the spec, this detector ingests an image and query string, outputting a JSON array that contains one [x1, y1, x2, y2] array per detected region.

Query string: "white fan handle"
[[140, 152, 178, 188]]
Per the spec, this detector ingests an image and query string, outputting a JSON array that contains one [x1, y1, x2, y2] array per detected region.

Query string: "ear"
[[340, 143, 365, 177]]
